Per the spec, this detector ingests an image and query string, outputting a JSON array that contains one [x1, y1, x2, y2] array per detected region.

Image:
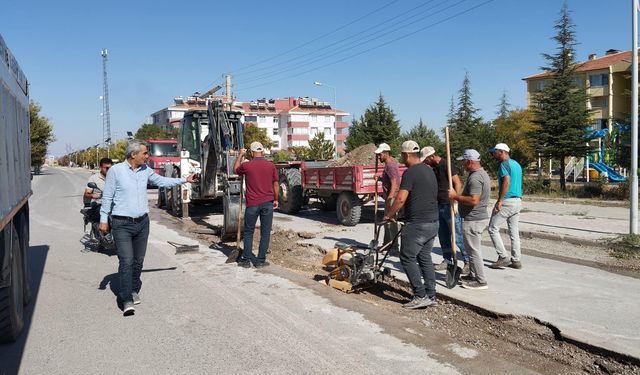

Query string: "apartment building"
[[235, 97, 349, 153], [150, 95, 225, 132], [523, 49, 634, 130]]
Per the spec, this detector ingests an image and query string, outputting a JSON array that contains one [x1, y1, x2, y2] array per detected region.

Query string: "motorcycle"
[[80, 182, 115, 252]]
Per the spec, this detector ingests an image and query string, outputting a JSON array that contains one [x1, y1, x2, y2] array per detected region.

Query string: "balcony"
[[587, 86, 608, 97], [335, 121, 349, 129], [287, 121, 309, 128], [336, 134, 347, 141], [287, 134, 309, 141]]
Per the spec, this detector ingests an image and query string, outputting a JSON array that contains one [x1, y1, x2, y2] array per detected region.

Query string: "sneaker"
[[255, 261, 270, 269], [123, 301, 135, 316], [509, 260, 522, 269], [435, 260, 449, 271], [237, 259, 252, 268], [489, 256, 511, 269], [460, 273, 475, 282], [461, 263, 470, 275], [132, 292, 141, 305], [402, 296, 436, 309], [461, 280, 488, 290]]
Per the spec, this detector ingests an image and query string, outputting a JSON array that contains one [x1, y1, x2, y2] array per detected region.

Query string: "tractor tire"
[[278, 168, 303, 214], [320, 195, 337, 211], [0, 223, 25, 343], [18, 209, 31, 305], [336, 192, 362, 226], [170, 167, 183, 217]]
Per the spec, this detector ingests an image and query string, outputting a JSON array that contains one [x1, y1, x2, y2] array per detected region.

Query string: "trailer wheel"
[[18, 209, 31, 305], [278, 168, 303, 214], [321, 195, 337, 211], [0, 223, 25, 343], [170, 168, 183, 217], [336, 192, 362, 226]]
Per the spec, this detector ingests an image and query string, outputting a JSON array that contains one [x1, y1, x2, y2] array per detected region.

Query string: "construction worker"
[[420, 147, 469, 274], [374, 142, 400, 253], [233, 141, 279, 269], [448, 149, 491, 290], [384, 140, 439, 309], [488, 143, 523, 270]]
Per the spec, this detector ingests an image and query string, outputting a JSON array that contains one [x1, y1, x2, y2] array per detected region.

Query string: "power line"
[[230, 0, 399, 75], [234, 0, 496, 93], [234, 0, 462, 86], [235, 0, 442, 78]]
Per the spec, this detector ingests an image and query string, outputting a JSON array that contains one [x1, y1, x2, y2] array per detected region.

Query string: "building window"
[[535, 80, 546, 91], [591, 96, 609, 108], [245, 115, 257, 122], [572, 77, 583, 87], [273, 117, 279, 124], [272, 139, 280, 148], [310, 127, 318, 136], [289, 128, 308, 135], [258, 115, 266, 123], [273, 128, 279, 136], [323, 128, 331, 137], [310, 114, 318, 122], [589, 74, 609, 87]]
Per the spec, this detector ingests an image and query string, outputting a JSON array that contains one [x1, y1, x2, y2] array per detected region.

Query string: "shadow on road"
[[0, 245, 50, 375], [98, 267, 178, 300]]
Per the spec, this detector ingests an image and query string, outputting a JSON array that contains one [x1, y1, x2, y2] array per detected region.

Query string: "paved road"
[[1, 166, 543, 374]]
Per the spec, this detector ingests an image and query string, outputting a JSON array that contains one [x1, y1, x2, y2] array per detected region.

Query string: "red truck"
[[147, 139, 179, 176], [277, 161, 406, 226]]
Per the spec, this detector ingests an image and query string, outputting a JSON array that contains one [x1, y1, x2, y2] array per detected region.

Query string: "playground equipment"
[[585, 127, 626, 183]]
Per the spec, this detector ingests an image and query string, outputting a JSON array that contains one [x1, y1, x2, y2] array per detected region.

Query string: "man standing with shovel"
[[375, 143, 401, 254]]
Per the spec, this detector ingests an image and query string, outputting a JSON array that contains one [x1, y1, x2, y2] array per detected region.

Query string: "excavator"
[[159, 99, 244, 239]]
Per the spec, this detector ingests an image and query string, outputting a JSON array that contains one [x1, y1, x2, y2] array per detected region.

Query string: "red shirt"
[[237, 158, 278, 207]]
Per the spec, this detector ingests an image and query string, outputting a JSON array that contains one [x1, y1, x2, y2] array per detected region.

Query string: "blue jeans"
[[242, 202, 274, 263], [438, 203, 469, 263], [400, 221, 439, 299], [111, 216, 150, 303]]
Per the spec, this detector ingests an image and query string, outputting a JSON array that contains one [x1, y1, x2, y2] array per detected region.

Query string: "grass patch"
[[606, 234, 640, 260]]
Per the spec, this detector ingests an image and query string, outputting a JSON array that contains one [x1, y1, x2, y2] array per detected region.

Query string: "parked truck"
[[147, 138, 179, 176], [277, 162, 406, 226], [159, 100, 244, 238], [0, 34, 32, 343]]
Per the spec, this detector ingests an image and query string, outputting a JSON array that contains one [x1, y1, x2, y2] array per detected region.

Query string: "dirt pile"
[[328, 144, 377, 167]]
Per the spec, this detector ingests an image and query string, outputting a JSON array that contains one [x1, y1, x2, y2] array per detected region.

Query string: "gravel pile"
[[328, 144, 377, 167]]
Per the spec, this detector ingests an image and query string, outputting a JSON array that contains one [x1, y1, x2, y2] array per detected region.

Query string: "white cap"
[[374, 143, 391, 154], [250, 141, 265, 152], [401, 140, 420, 153], [456, 149, 481, 161], [419, 146, 435, 162], [490, 143, 510, 153]]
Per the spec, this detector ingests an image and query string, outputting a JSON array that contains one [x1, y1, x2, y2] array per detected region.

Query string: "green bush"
[[523, 177, 548, 195]]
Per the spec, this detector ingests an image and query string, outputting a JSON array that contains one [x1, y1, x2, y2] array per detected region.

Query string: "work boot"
[[123, 301, 135, 316], [461, 280, 489, 290], [435, 260, 448, 271], [402, 296, 436, 309], [255, 261, 270, 269], [461, 263, 470, 275], [237, 258, 252, 268], [489, 256, 511, 269], [509, 260, 522, 269], [132, 292, 141, 305]]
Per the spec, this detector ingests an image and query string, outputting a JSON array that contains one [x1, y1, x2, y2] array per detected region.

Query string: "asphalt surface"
[[0, 166, 477, 375]]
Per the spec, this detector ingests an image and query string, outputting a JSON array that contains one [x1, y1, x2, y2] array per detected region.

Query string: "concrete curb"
[[525, 196, 628, 208], [502, 227, 609, 248]]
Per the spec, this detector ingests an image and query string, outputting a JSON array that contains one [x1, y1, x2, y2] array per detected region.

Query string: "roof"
[[523, 50, 636, 80]]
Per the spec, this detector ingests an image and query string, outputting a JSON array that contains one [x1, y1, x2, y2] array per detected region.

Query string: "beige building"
[[523, 49, 635, 130]]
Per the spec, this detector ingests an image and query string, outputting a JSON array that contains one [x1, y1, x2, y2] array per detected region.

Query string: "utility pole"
[[631, 0, 638, 234], [225, 74, 232, 110], [101, 49, 112, 150]]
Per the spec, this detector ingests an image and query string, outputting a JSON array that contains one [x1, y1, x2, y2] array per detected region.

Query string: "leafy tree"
[[288, 146, 310, 160], [447, 73, 496, 167], [109, 139, 129, 161], [243, 123, 273, 150], [308, 132, 335, 160], [134, 123, 176, 140], [29, 101, 56, 171], [494, 108, 538, 169], [531, 3, 591, 190], [346, 94, 401, 153], [402, 119, 444, 155], [272, 150, 293, 163]]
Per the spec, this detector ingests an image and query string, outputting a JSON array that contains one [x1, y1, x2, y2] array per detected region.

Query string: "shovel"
[[445, 127, 462, 288], [225, 176, 244, 263]]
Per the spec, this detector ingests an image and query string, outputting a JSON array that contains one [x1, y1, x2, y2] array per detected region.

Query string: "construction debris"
[[328, 144, 377, 167]]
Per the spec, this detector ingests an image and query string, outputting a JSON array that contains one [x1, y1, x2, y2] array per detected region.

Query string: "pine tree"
[[532, 3, 591, 191], [497, 91, 511, 119], [402, 119, 444, 155], [308, 132, 335, 160], [345, 94, 401, 154]]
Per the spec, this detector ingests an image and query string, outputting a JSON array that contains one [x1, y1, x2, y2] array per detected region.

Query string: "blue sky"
[[2, 0, 631, 156]]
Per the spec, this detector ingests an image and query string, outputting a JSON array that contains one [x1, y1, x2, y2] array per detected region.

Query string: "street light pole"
[[631, 0, 638, 234], [313, 81, 336, 108]]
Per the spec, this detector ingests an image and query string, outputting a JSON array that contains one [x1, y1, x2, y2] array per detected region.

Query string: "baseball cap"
[[374, 143, 391, 154], [401, 140, 420, 153], [456, 149, 481, 161], [419, 146, 435, 162], [250, 141, 265, 152], [489, 143, 510, 153]]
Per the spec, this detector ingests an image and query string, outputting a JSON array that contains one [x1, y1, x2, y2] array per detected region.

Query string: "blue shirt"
[[100, 160, 186, 223], [498, 159, 523, 199]]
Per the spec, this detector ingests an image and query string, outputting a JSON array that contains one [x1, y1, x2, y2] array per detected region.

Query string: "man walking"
[[420, 147, 469, 274], [384, 140, 439, 309], [374, 143, 401, 253], [487, 143, 523, 270], [233, 142, 279, 269], [448, 149, 491, 290], [99, 140, 195, 316]]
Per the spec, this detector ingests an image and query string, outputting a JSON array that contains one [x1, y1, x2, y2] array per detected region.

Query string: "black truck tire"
[[18, 210, 30, 305], [336, 192, 362, 226], [0, 223, 25, 343], [278, 168, 303, 214]]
